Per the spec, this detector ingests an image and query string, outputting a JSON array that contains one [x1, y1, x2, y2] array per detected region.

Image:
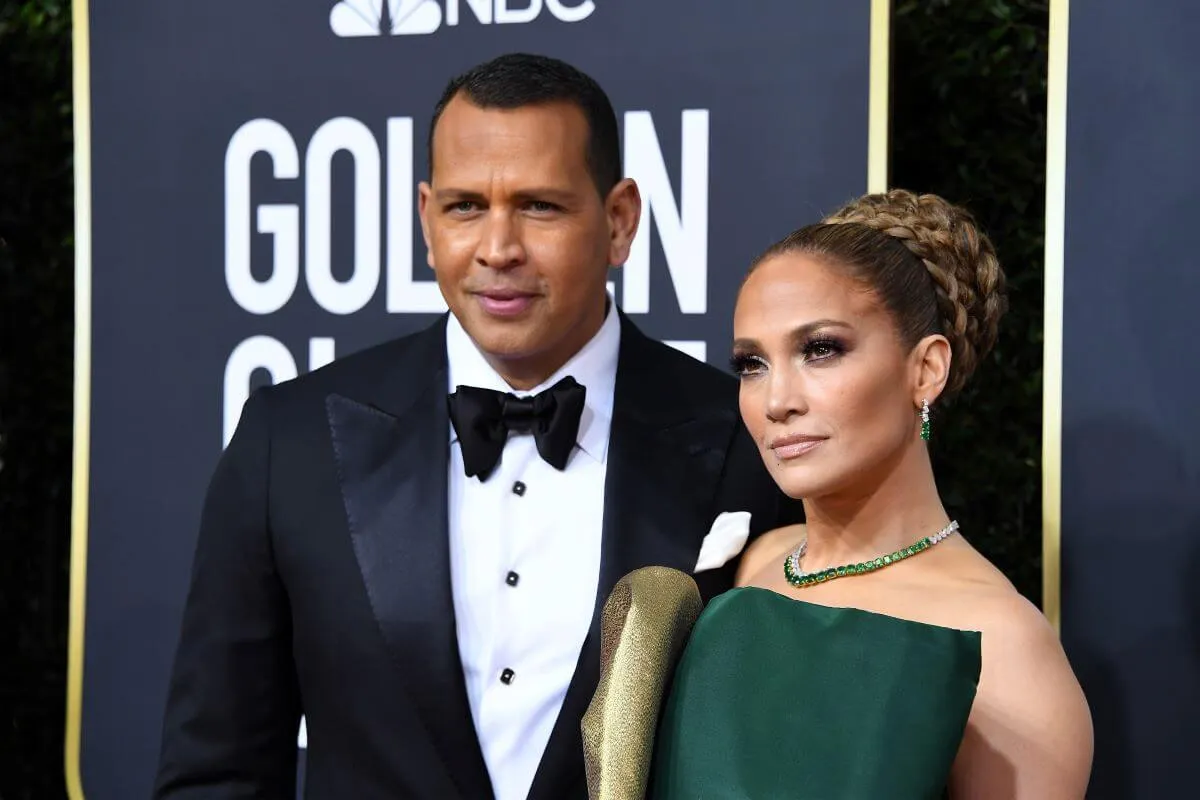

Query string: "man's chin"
[[461, 324, 541, 364]]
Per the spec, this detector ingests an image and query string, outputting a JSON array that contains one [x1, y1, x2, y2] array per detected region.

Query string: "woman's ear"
[[911, 334, 951, 407]]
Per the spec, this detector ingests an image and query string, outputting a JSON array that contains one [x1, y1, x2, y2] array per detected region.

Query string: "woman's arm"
[[950, 592, 1094, 798]]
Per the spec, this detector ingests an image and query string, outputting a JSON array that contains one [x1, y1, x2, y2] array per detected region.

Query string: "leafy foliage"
[[0, 1, 1050, 796], [891, 0, 1049, 603]]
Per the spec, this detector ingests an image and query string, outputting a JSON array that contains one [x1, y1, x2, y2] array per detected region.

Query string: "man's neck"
[[485, 297, 613, 391]]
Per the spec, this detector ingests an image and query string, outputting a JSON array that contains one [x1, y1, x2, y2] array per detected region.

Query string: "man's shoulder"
[[259, 317, 445, 409]]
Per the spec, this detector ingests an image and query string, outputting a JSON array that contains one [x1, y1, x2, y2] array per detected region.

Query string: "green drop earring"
[[920, 399, 931, 441]]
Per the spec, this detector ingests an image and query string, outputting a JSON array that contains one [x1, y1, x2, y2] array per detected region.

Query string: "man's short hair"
[[428, 52, 622, 197]]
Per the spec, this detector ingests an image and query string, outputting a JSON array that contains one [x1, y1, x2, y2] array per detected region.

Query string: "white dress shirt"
[[446, 302, 620, 800]]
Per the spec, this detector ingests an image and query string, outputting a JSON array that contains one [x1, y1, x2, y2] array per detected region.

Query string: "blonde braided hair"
[[750, 189, 1008, 396], [824, 190, 1007, 394]]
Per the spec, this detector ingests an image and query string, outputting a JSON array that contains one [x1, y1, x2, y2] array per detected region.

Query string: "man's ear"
[[604, 178, 641, 268], [417, 181, 435, 269]]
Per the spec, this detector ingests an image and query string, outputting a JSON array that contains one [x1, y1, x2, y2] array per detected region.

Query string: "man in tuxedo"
[[154, 52, 800, 800]]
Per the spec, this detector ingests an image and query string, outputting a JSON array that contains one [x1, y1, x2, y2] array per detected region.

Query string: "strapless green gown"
[[648, 587, 981, 799]]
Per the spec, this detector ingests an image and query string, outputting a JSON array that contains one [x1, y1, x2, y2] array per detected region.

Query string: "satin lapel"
[[325, 321, 493, 799], [528, 321, 735, 800]]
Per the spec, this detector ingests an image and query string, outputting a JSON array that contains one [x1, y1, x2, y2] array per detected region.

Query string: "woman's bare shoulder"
[[947, 575, 1094, 797], [735, 524, 806, 586]]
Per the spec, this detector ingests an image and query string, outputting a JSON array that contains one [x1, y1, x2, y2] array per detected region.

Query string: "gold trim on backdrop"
[[1042, 0, 1069, 633], [868, 0, 891, 192], [66, 0, 91, 796]]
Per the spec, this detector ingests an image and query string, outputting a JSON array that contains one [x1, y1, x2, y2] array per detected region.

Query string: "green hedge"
[[892, 0, 1048, 604], [0, 2, 1048, 797]]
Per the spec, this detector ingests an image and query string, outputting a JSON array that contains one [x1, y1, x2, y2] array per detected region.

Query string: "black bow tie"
[[447, 376, 587, 480]]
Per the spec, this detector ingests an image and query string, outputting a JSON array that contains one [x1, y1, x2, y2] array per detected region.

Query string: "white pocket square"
[[694, 511, 752, 572]]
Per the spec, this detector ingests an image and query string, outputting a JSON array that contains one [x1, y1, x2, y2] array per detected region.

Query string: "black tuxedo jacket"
[[154, 313, 801, 799]]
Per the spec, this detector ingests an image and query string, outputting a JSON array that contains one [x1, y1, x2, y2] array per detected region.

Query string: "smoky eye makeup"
[[729, 326, 854, 377], [798, 334, 850, 363], [729, 351, 767, 377]]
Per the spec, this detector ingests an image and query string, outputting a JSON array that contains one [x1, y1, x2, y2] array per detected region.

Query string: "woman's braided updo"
[[750, 189, 1008, 396]]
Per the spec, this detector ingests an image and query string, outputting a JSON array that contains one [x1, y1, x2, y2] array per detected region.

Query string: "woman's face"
[[732, 251, 926, 501]]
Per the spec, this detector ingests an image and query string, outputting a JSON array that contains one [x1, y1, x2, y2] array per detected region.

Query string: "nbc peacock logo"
[[331, 0, 441, 36], [330, 0, 596, 37]]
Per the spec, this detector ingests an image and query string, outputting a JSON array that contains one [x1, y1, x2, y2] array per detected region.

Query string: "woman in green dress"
[[646, 190, 1093, 798]]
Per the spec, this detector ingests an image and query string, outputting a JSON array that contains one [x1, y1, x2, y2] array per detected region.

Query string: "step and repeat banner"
[[1054, 0, 1200, 797], [69, 1, 886, 796]]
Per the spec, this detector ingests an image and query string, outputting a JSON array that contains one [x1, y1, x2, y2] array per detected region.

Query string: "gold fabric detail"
[[582, 566, 703, 800]]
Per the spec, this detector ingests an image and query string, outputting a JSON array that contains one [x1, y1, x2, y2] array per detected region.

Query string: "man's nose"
[[475, 210, 526, 270]]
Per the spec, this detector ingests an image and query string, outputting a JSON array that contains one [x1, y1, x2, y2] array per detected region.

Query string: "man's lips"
[[473, 289, 539, 316]]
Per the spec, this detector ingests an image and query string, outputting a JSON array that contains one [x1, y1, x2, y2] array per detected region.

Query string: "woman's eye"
[[803, 338, 845, 362], [729, 353, 767, 377]]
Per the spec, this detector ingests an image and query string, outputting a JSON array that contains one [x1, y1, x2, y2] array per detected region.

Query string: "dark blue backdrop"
[[69, 1, 881, 796], [1058, 1, 1200, 796]]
